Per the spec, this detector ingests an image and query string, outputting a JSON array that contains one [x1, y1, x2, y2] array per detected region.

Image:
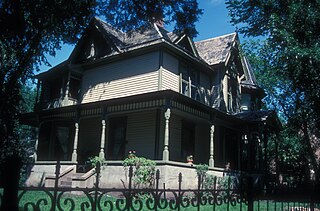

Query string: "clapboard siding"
[[161, 52, 180, 92], [162, 69, 179, 92], [126, 110, 156, 159], [81, 52, 159, 104], [163, 52, 179, 74]]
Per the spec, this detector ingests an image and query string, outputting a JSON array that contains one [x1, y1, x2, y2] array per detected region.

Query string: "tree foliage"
[[227, 0, 320, 128], [0, 1, 202, 209], [0, 0, 202, 157], [227, 0, 320, 183], [98, 0, 202, 37]]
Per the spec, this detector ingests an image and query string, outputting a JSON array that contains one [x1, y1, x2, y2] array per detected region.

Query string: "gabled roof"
[[194, 33, 237, 66], [93, 17, 172, 52], [240, 56, 265, 96], [37, 17, 257, 80]]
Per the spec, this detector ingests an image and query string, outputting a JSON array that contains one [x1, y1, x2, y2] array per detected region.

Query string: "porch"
[[21, 90, 268, 188]]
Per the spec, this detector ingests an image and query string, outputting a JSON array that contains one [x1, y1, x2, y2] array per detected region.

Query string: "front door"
[[107, 117, 127, 160]]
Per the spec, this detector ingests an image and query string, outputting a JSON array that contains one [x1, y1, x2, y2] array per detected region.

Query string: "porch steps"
[[59, 173, 86, 188], [60, 180, 72, 187]]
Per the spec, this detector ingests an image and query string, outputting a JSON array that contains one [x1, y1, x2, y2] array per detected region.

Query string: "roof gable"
[[69, 19, 123, 64], [195, 33, 237, 66], [173, 34, 199, 57]]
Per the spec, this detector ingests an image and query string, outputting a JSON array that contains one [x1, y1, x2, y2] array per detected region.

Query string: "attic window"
[[86, 41, 95, 59], [75, 31, 112, 63], [85, 38, 112, 60]]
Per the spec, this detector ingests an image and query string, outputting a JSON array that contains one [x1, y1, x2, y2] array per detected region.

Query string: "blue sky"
[[195, 0, 235, 41], [40, 0, 236, 73]]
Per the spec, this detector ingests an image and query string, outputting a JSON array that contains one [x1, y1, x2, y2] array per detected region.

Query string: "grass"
[[16, 190, 248, 211], [1, 188, 319, 210]]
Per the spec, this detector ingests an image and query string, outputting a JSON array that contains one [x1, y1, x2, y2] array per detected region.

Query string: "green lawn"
[[0, 189, 318, 210], [16, 190, 248, 211]]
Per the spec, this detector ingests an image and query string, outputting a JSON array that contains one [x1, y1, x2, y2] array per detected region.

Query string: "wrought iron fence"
[[14, 162, 248, 211], [0, 162, 320, 210]]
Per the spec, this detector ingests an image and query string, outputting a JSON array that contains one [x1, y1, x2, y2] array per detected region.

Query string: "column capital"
[[164, 108, 171, 120], [210, 125, 215, 133]]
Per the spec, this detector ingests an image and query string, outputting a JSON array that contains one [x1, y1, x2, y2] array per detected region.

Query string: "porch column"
[[162, 108, 171, 161], [72, 122, 79, 162], [33, 128, 39, 161], [209, 125, 215, 167], [99, 119, 106, 159], [65, 72, 70, 99]]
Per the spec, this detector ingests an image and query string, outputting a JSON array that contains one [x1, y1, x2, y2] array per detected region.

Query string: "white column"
[[209, 125, 215, 167], [33, 128, 39, 161], [72, 122, 79, 162], [162, 108, 171, 161], [99, 119, 106, 159]]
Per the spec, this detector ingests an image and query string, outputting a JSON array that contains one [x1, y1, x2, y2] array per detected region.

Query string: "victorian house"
[[21, 17, 281, 188]]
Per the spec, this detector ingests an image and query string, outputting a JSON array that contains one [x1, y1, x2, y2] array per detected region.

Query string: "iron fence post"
[[127, 165, 133, 211], [178, 172, 182, 211], [155, 170, 160, 211], [227, 176, 231, 211], [93, 161, 100, 211], [53, 160, 60, 211], [197, 174, 201, 211], [247, 176, 254, 211], [213, 176, 217, 211]]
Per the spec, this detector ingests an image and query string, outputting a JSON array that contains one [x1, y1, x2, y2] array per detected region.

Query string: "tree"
[[226, 0, 320, 126], [98, 0, 203, 38], [0, 1, 202, 209], [242, 40, 312, 186], [227, 0, 320, 184]]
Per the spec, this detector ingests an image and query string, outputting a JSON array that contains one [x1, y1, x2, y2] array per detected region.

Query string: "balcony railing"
[[36, 97, 78, 110], [179, 75, 211, 106]]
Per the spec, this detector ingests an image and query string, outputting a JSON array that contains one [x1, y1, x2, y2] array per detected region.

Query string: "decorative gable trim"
[[69, 19, 123, 64], [173, 34, 199, 58]]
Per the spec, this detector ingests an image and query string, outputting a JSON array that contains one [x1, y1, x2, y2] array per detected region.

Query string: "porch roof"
[[235, 110, 282, 131], [20, 90, 251, 128]]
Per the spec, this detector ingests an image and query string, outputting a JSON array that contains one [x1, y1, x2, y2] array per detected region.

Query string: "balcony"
[[179, 75, 211, 106], [37, 97, 78, 110]]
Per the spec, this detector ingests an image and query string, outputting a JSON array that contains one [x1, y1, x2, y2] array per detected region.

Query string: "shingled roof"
[[194, 33, 237, 65], [94, 17, 172, 52], [36, 18, 248, 79], [240, 55, 265, 95]]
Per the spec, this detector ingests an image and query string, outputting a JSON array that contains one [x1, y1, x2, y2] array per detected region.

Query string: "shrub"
[[123, 156, 156, 189], [88, 156, 107, 169]]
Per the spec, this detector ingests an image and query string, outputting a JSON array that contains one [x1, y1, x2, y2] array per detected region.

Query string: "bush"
[[123, 156, 156, 189], [87, 156, 107, 169]]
